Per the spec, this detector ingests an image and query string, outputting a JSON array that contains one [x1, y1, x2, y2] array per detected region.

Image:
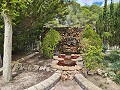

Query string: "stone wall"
[[58, 27, 83, 54]]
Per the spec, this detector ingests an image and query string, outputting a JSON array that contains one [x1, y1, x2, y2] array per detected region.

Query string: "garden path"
[[51, 80, 83, 90]]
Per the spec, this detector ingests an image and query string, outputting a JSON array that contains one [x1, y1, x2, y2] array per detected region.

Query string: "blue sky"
[[77, 0, 119, 6]]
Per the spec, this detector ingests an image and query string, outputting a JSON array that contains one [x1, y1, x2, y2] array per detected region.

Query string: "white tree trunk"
[[2, 13, 12, 82]]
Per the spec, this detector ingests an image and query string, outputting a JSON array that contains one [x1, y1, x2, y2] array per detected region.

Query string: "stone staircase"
[[25, 71, 102, 90]]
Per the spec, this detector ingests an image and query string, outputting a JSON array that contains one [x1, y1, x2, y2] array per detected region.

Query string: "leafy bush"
[[80, 38, 90, 53], [107, 50, 120, 63], [41, 29, 61, 58], [104, 50, 120, 84], [112, 61, 120, 73], [82, 25, 102, 47], [85, 46, 104, 70], [81, 25, 104, 72], [114, 74, 120, 84]]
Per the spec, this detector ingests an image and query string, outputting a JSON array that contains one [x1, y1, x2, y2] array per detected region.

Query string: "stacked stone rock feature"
[[58, 27, 83, 54], [61, 70, 79, 81]]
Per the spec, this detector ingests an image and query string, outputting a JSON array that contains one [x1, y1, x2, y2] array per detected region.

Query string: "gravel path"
[[51, 80, 83, 90]]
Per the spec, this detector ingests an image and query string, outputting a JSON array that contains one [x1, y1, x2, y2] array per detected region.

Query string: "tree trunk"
[[0, 54, 2, 68], [82, 57, 88, 78], [2, 13, 12, 82]]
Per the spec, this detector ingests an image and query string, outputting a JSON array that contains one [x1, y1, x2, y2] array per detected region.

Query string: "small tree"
[[0, 0, 28, 82], [84, 46, 104, 71], [80, 25, 104, 76], [41, 29, 61, 58]]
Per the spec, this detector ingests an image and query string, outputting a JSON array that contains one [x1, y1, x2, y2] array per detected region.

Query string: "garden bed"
[[0, 54, 55, 90], [87, 75, 120, 90]]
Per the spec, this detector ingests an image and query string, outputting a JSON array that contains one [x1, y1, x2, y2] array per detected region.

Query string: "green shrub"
[[85, 45, 104, 70], [41, 28, 61, 58], [81, 25, 104, 72], [103, 50, 120, 66], [104, 50, 120, 84], [107, 50, 120, 63], [82, 26, 102, 47], [80, 38, 90, 53], [114, 74, 120, 84], [112, 61, 120, 73]]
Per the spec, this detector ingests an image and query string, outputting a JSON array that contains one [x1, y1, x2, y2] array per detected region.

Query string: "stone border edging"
[[24, 71, 61, 90], [0, 52, 39, 73], [18, 52, 39, 62], [75, 74, 102, 90]]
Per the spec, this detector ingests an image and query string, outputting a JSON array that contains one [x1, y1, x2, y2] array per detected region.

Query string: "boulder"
[[39, 66, 46, 71], [12, 71, 18, 77], [109, 71, 116, 79], [27, 65, 34, 71], [23, 63, 29, 71], [97, 69, 103, 76], [18, 63, 24, 71], [33, 65, 40, 71], [45, 67, 50, 72], [105, 77, 112, 84], [12, 63, 19, 72]]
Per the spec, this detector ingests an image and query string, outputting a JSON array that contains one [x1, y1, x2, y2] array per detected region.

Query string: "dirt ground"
[[87, 75, 120, 90], [0, 54, 55, 90], [1, 53, 120, 90]]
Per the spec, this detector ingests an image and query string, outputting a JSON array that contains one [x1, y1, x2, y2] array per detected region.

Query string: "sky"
[[77, 0, 119, 6]]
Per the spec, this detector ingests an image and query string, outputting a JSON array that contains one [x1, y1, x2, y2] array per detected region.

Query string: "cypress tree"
[[96, 0, 120, 47], [103, 0, 108, 46], [109, 0, 114, 46], [103, 0, 107, 21], [115, 1, 120, 46]]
